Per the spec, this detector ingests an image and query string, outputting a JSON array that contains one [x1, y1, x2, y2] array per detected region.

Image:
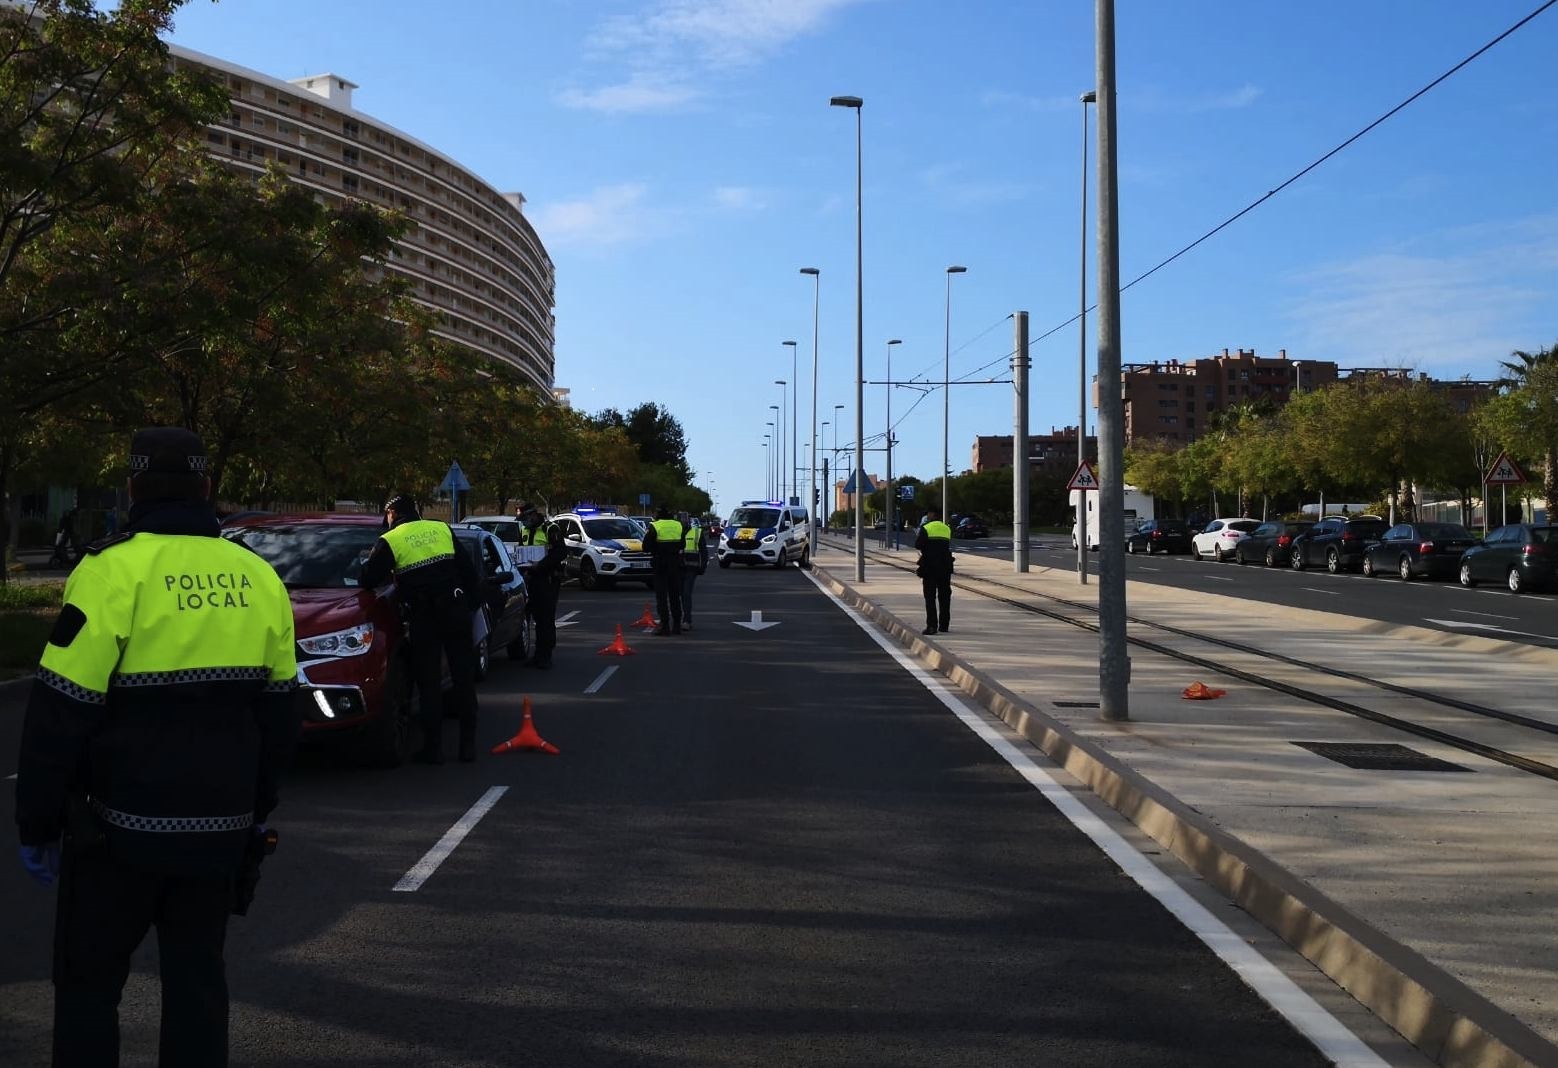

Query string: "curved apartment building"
[[169, 46, 556, 392]]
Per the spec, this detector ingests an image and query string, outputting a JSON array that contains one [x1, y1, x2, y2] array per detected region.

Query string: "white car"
[[459, 514, 526, 554], [1191, 518, 1261, 562], [551, 509, 654, 591]]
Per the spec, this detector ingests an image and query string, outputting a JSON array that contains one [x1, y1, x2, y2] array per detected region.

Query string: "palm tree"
[[1497, 342, 1557, 518]]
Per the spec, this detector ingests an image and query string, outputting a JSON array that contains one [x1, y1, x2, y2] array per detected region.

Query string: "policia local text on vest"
[[14, 426, 302, 1066]]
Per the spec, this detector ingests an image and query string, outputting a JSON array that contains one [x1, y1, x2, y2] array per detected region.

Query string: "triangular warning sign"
[[1484, 452, 1526, 486], [1067, 462, 1099, 491]]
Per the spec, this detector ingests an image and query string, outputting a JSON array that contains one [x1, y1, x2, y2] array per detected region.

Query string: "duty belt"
[[90, 798, 254, 834]]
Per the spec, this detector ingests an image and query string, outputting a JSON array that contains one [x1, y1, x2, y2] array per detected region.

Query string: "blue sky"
[[163, 1, 1558, 516]]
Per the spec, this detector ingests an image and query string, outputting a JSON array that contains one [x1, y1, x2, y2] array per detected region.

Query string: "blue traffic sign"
[[842, 470, 876, 494], [439, 461, 471, 494], [898, 484, 915, 501]]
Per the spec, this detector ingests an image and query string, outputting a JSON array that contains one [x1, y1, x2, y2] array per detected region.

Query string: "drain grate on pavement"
[[1054, 700, 1100, 708], [1293, 741, 1472, 773]]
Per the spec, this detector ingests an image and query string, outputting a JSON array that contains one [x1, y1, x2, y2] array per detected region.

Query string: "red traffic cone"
[[631, 603, 659, 631], [1182, 681, 1227, 701], [598, 623, 636, 656], [491, 696, 559, 755]]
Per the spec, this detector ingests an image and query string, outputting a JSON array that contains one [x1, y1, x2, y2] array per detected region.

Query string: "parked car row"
[[221, 513, 531, 769], [1149, 511, 1555, 594]]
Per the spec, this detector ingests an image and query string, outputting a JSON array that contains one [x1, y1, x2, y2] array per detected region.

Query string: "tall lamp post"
[[762, 436, 771, 500], [831, 93, 865, 580], [765, 422, 776, 498], [1077, 89, 1096, 585], [783, 341, 798, 505], [800, 268, 820, 539], [942, 265, 967, 520], [831, 403, 846, 520], [885, 338, 902, 548], [773, 383, 787, 503]]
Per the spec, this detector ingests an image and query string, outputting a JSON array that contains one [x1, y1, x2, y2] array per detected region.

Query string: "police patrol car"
[[550, 508, 655, 590], [718, 499, 810, 569]]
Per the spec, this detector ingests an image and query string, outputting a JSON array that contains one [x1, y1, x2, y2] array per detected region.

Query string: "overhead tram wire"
[[945, 0, 1558, 386]]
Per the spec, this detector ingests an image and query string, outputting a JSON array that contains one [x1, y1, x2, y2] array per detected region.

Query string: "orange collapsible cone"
[[631, 603, 659, 631], [1182, 681, 1227, 701], [491, 697, 560, 755], [598, 623, 636, 656]]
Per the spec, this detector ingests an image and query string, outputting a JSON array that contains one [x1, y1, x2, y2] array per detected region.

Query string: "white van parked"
[[1070, 484, 1154, 550], [719, 499, 811, 569]]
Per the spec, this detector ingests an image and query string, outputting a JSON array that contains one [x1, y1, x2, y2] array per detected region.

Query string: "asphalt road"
[[1, 566, 1344, 1066], [900, 531, 1558, 650]]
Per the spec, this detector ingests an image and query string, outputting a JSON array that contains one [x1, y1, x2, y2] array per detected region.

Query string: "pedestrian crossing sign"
[[1484, 452, 1526, 485], [1066, 462, 1099, 491]]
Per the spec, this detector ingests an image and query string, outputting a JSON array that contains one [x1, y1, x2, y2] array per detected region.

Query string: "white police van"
[[718, 499, 810, 569]]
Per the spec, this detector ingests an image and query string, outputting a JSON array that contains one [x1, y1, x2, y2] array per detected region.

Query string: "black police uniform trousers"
[[679, 563, 701, 626], [528, 571, 560, 664], [407, 592, 477, 753], [652, 556, 683, 633], [54, 844, 233, 1067], [922, 571, 952, 631]]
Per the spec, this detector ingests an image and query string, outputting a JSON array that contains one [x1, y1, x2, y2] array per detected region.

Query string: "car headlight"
[[596, 546, 620, 556], [298, 623, 375, 657], [762, 534, 777, 544]]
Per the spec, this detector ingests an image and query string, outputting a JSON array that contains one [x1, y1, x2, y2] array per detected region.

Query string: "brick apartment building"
[[972, 427, 1098, 475]]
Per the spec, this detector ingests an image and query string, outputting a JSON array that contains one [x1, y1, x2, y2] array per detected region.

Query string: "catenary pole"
[[1013, 312, 1030, 573]]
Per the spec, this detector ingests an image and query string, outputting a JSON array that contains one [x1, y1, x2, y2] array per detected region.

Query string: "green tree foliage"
[[591, 402, 691, 482], [1484, 343, 1558, 515]]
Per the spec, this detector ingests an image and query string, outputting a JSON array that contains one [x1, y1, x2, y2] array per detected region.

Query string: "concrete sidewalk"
[[811, 536, 1558, 1068]]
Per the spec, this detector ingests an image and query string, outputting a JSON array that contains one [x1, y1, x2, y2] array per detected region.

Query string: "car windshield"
[[583, 518, 642, 540], [1419, 523, 1471, 539], [730, 508, 780, 528], [226, 524, 382, 588], [481, 520, 523, 542]]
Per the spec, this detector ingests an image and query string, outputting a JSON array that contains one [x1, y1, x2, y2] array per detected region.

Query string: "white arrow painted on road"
[[556, 610, 581, 628], [1424, 618, 1558, 641], [733, 610, 781, 632]]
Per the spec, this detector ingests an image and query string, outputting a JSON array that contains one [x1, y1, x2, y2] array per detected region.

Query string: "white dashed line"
[[1449, 608, 1519, 620], [584, 666, 618, 694], [1300, 587, 1339, 596], [392, 786, 508, 893]]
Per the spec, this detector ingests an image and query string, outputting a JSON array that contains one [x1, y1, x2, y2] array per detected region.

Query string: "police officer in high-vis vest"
[[14, 426, 301, 1066], [678, 512, 707, 631], [516, 502, 565, 669], [641, 505, 687, 636], [914, 506, 955, 635], [359, 494, 481, 763]]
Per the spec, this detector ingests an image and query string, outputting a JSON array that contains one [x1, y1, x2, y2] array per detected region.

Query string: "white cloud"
[[1135, 83, 1264, 114], [530, 184, 663, 249], [980, 89, 1076, 114], [555, 77, 697, 115], [713, 185, 767, 211], [564, 0, 870, 115], [921, 162, 1033, 208]]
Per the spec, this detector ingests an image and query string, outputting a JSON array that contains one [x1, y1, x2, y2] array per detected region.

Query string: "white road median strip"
[[806, 570, 1387, 1068], [393, 786, 508, 893], [584, 666, 618, 694]]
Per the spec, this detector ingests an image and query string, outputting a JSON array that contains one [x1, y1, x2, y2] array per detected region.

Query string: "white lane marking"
[[584, 666, 617, 694], [392, 786, 508, 893], [804, 570, 1388, 1068], [733, 609, 781, 631], [557, 610, 581, 628], [4, 773, 16, 781], [1137, 567, 1162, 572], [1203, 575, 1234, 582], [1300, 587, 1339, 596], [1449, 608, 1519, 620], [1423, 618, 1558, 641]]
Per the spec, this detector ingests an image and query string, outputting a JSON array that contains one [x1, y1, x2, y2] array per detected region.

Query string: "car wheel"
[[1213, 544, 1227, 562], [1070, 536, 1079, 550], [579, 558, 600, 591], [1459, 561, 1476, 588], [1265, 548, 1277, 567], [772, 548, 787, 569], [1127, 541, 1136, 555], [1361, 556, 1375, 577], [718, 559, 732, 569], [800, 544, 811, 569], [506, 614, 531, 661], [1326, 548, 1341, 574], [1398, 556, 1413, 581], [474, 627, 490, 682], [1291, 547, 1306, 570], [1508, 567, 1524, 594], [352, 660, 415, 768], [1191, 543, 1202, 561]]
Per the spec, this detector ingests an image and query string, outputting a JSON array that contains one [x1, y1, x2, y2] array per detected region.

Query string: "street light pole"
[[943, 265, 967, 520], [885, 338, 901, 549], [762, 436, 771, 500], [801, 268, 821, 541], [783, 341, 798, 505], [832, 403, 845, 525], [767, 411, 779, 498], [832, 93, 865, 581], [1078, 89, 1096, 586], [773, 382, 787, 503]]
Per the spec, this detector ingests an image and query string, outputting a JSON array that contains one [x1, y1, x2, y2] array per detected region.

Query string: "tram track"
[[847, 543, 1558, 783]]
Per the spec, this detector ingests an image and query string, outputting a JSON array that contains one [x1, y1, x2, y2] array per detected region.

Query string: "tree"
[[591, 403, 691, 482], [1491, 343, 1558, 516]]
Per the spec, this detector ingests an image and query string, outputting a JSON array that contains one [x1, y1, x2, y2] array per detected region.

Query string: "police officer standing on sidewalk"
[[678, 512, 707, 631], [642, 504, 687, 636], [14, 426, 301, 1066], [517, 502, 565, 669], [359, 494, 481, 763], [915, 506, 955, 635]]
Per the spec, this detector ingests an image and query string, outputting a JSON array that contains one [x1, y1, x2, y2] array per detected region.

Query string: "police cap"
[[129, 427, 208, 477], [384, 494, 421, 520]]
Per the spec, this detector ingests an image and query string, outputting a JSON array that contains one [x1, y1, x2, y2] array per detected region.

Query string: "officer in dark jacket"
[[678, 512, 708, 631], [914, 506, 955, 635], [517, 502, 566, 669], [641, 505, 686, 636], [359, 494, 480, 763], [14, 426, 300, 1066]]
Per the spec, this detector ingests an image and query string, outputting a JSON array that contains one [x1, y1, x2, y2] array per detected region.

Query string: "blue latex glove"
[[20, 843, 62, 887]]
